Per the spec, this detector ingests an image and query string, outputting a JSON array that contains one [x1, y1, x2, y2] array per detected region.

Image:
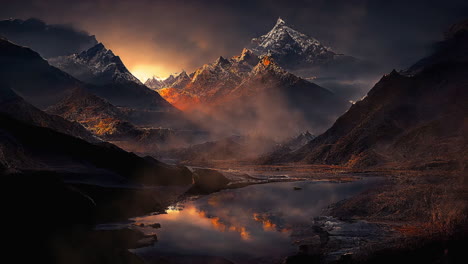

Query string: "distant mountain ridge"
[[153, 49, 348, 135], [145, 71, 191, 90]]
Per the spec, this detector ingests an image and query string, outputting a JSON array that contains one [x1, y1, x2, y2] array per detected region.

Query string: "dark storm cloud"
[[0, 18, 97, 58], [0, 0, 467, 78]]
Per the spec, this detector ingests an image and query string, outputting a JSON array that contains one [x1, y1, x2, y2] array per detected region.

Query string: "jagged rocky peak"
[[214, 56, 231, 67], [276, 17, 285, 26], [251, 54, 286, 75], [251, 17, 330, 52], [232, 48, 259, 66], [174, 70, 189, 79], [147, 71, 192, 90], [249, 17, 340, 68], [144, 76, 164, 90], [302, 130, 314, 139], [79, 42, 114, 60], [170, 70, 192, 88], [49, 42, 142, 85]]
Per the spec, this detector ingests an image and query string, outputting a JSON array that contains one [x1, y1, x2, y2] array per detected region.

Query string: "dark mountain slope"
[[0, 37, 191, 131], [0, 113, 192, 185], [0, 84, 97, 143], [0, 37, 81, 108], [45, 88, 200, 152], [49, 43, 176, 111], [405, 19, 468, 75], [220, 56, 348, 133], [45, 87, 135, 138], [260, 23, 468, 168]]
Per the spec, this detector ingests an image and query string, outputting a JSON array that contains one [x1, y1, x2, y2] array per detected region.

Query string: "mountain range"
[[2, 16, 466, 171], [260, 19, 468, 169], [0, 36, 196, 146], [0, 17, 359, 138], [49, 42, 175, 111], [151, 48, 348, 136], [145, 71, 192, 90]]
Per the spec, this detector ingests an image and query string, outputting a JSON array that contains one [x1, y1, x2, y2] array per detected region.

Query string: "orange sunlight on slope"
[[158, 87, 201, 110]]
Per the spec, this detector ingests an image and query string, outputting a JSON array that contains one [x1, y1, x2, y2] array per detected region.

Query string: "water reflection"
[[133, 178, 380, 263]]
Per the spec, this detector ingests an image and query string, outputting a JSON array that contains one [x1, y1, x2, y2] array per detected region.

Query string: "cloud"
[[0, 0, 467, 79], [0, 18, 97, 58]]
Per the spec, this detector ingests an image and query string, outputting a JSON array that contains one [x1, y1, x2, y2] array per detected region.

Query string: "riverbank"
[[284, 165, 467, 263], [7, 163, 465, 264]]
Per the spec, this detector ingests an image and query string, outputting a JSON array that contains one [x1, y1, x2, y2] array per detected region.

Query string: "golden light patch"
[[130, 64, 171, 83], [261, 57, 272, 66], [253, 213, 277, 231]]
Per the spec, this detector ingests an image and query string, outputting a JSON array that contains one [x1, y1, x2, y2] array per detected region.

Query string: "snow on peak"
[[248, 18, 337, 67], [49, 43, 142, 85]]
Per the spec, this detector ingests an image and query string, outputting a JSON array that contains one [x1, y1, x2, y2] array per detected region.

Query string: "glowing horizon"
[[129, 64, 173, 82]]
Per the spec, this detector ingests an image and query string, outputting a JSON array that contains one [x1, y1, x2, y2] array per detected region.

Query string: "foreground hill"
[[0, 36, 83, 108], [260, 20, 468, 169], [0, 111, 192, 186]]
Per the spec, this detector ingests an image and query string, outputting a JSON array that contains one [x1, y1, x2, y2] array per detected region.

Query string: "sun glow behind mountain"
[[130, 64, 170, 82]]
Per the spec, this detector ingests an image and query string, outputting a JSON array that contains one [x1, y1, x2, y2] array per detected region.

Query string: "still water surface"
[[132, 178, 380, 263]]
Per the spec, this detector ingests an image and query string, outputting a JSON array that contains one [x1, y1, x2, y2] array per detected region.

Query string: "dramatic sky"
[[1, 0, 467, 81]]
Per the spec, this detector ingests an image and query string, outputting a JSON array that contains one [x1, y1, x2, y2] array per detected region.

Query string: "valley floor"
[[216, 162, 466, 262], [114, 162, 468, 263]]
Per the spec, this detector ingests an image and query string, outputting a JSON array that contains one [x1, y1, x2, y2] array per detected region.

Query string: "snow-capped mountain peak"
[[249, 18, 338, 69], [144, 76, 164, 90], [146, 70, 191, 90], [49, 43, 142, 85]]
